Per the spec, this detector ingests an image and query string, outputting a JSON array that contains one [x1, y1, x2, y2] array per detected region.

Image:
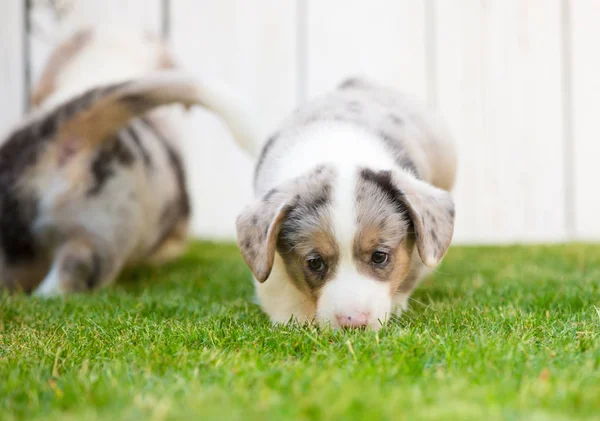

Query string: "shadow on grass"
[[114, 241, 254, 298]]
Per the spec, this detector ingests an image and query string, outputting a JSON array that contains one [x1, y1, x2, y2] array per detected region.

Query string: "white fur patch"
[[34, 263, 62, 297], [264, 122, 396, 195], [255, 255, 315, 324], [314, 168, 391, 330]]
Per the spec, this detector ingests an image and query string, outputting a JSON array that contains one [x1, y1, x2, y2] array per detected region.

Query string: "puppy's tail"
[[52, 70, 261, 155], [190, 76, 263, 157]]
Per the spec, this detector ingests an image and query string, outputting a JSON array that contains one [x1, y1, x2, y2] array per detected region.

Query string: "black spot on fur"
[[430, 229, 438, 244], [88, 151, 114, 196], [163, 146, 190, 216], [448, 205, 455, 218], [278, 187, 331, 252], [87, 133, 135, 196], [85, 253, 102, 289], [360, 169, 408, 215], [0, 191, 37, 265], [146, 199, 187, 257], [263, 188, 277, 202], [308, 190, 329, 212], [0, 124, 49, 265], [338, 77, 365, 89], [388, 114, 404, 125], [251, 216, 258, 225], [126, 126, 152, 168], [377, 131, 420, 178], [254, 132, 279, 187], [139, 117, 190, 219], [37, 115, 57, 138]]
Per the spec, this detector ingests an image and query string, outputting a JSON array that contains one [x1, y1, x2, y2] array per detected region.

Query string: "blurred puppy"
[[0, 27, 254, 295], [236, 79, 457, 330]]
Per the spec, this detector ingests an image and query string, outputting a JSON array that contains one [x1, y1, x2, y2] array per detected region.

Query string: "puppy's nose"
[[336, 312, 369, 328]]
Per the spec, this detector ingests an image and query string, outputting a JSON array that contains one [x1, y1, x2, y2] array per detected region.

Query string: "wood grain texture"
[[571, 0, 600, 239], [435, 0, 566, 243], [170, 0, 298, 237], [1, 1, 597, 241], [0, 0, 26, 134], [306, 0, 429, 102]]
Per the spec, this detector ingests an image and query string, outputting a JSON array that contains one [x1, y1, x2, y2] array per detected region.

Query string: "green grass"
[[1, 242, 600, 421]]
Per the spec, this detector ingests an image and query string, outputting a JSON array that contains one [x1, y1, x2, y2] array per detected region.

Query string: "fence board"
[[571, 0, 600, 239], [0, 0, 25, 134], [435, 0, 566, 243], [0, 1, 596, 242], [306, 0, 428, 102], [170, 0, 298, 237]]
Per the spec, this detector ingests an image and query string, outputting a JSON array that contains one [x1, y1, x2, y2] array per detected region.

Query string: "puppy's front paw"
[[33, 268, 63, 297]]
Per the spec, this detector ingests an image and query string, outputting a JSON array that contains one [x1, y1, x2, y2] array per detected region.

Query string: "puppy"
[[0, 28, 254, 295], [236, 78, 457, 330]]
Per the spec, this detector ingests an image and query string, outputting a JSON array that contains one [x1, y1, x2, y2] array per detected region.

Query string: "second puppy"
[[236, 78, 457, 330], [0, 28, 253, 295]]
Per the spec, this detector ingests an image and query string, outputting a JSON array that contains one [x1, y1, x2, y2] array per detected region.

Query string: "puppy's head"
[[236, 166, 455, 330]]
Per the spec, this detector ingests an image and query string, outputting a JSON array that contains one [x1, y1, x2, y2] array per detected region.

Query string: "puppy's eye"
[[307, 257, 326, 272], [371, 251, 389, 266]]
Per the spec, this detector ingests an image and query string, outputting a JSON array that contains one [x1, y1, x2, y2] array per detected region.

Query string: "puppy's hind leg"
[[34, 238, 117, 296], [145, 220, 189, 265]]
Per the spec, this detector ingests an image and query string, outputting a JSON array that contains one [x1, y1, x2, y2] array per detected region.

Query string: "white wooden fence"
[[1, 0, 598, 243]]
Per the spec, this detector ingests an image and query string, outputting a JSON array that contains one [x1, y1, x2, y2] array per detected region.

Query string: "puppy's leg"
[[145, 220, 189, 265], [34, 238, 118, 296]]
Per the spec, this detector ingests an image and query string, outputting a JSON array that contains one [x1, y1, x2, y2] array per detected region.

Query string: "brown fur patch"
[[354, 167, 418, 295], [58, 100, 133, 148], [236, 166, 336, 283], [278, 216, 338, 297], [353, 222, 414, 296]]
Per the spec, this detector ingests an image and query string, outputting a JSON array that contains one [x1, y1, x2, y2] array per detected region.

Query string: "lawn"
[[1, 242, 599, 421]]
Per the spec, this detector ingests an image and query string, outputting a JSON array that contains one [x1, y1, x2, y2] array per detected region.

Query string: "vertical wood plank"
[[435, 0, 566, 243], [571, 0, 600, 239], [171, 0, 298, 238], [29, 0, 162, 89], [306, 0, 428, 102], [0, 0, 26, 133]]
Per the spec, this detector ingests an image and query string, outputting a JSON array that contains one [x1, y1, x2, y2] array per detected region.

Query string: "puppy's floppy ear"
[[236, 166, 334, 283], [236, 191, 294, 283], [393, 172, 455, 267]]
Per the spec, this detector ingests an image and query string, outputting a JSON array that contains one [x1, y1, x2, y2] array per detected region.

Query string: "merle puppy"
[[236, 78, 457, 330], [0, 28, 253, 295]]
